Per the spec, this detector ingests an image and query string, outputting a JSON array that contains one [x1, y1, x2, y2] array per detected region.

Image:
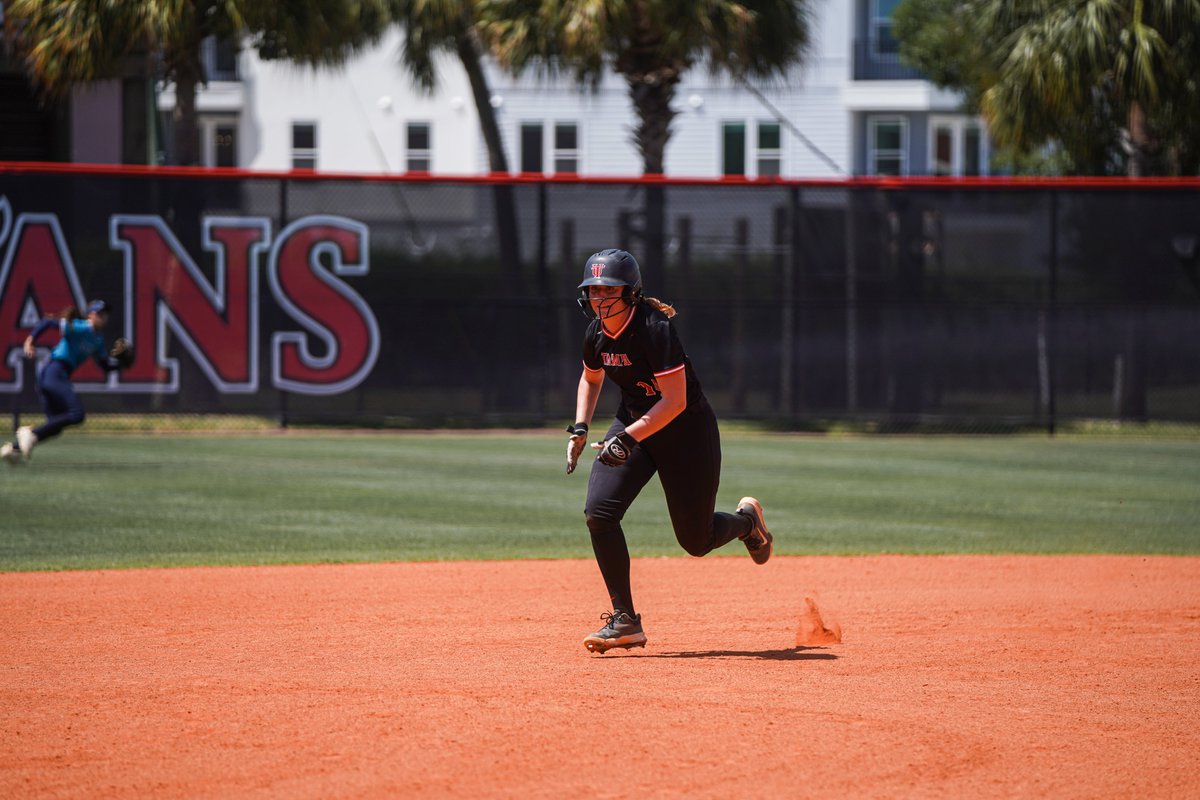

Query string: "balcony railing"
[[853, 39, 925, 81]]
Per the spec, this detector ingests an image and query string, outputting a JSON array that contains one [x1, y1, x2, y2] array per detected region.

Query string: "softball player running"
[[565, 249, 773, 654], [2, 300, 130, 465]]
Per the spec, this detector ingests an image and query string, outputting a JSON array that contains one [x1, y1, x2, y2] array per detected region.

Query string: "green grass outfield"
[[1, 431, 1198, 571]]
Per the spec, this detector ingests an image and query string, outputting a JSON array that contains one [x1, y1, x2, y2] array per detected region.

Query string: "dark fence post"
[[536, 182, 549, 423], [773, 204, 791, 414], [9, 357, 23, 435], [844, 189, 859, 415], [643, 184, 666, 298], [278, 177, 289, 429], [731, 218, 749, 413], [618, 210, 633, 253], [559, 218, 576, 409], [789, 186, 802, 419], [1047, 190, 1059, 436], [674, 216, 692, 311], [889, 192, 926, 423]]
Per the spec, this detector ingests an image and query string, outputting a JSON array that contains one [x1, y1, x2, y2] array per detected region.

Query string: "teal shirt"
[[49, 319, 107, 372]]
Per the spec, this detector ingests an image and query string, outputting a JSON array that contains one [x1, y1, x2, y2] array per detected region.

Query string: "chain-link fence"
[[3, 166, 1199, 432]]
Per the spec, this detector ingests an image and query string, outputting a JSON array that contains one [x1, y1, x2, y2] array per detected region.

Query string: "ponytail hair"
[[643, 295, 677, 318], [58, 305, 81, 321]]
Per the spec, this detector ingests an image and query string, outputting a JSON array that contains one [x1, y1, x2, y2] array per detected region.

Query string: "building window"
[[929, 116, 987, 176], [933, 122, 953, 176], [871, 0, 901, 57], [868, 117, 907, 176], [553, 123, 578, 174], [722, 122, 746, 176], [291, 123, 316, 170], [964, 122, 983, 176], [406, 122, 431, 172], [756, 122, 782, 177], [520, 122, 543, 173], [201, 36, 239, 82]]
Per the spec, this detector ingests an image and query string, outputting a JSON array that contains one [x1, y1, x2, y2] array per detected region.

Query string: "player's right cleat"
[[16, 427, 36, 462], [583, 611, 647, 654], [737, 496, 773, 565], [0, 442, 21, 466]]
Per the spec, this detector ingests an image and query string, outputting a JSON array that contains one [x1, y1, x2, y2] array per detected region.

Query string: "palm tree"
[[898, 0, 1200, 176], [979, 0, 1198, 177], [7, 0, 390, 166], [482, 0, 813, 288], [387, 0, 521, 278]]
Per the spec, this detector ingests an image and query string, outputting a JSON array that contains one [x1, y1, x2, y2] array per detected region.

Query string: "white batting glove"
[[565, 423, 588, 474]]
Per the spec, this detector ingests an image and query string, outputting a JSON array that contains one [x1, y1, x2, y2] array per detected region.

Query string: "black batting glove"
[[594, 431, 638, 467]]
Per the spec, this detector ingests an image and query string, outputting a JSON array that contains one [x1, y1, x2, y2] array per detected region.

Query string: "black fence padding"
[[2, 169, 1198, 431]]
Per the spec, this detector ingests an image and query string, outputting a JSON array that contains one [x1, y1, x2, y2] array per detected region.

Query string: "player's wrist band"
[[615, 431, 638, 446], [567, 422, 588, 437]]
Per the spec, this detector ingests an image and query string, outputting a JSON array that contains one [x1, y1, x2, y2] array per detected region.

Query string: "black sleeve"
[[642, 316, 686, 375]]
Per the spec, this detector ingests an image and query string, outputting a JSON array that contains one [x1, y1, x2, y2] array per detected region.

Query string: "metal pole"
[[9, 356, 22, 435], [558, 218, 576, 408], [1047, 190, 1059, 436], [844, 189, 858, 414], [772, 205, 788, 413], [536, 182, 549, 423], [784, 187, 800, 418], [732, 218, 749, 413], [278, 178, 289, 429]]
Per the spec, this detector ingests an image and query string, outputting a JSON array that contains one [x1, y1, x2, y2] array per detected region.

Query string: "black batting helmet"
[[578, 249, 643, 294], [577, 249, 643, 319]]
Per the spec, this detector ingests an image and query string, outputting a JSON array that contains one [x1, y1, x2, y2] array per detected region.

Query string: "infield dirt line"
[[2, 555, 1198, 799]]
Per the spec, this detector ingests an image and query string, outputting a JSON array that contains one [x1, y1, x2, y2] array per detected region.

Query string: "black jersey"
[[582, 304, 704, 423]]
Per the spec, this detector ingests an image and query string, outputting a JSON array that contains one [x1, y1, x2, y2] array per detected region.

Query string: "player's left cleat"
[[15, 427, 36, 462], [0, 442, 21, 466], [583, 611, 647, 654], [736, 496, 773, 565]]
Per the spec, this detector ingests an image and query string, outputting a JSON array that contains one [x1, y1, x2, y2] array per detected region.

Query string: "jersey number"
[[636, 379, 660, 397]]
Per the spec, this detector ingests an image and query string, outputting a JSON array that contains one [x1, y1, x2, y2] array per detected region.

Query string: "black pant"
[[583, 399, 750, 615]]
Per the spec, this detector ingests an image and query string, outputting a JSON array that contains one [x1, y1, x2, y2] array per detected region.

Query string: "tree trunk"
[[172, 60, 200, 167], [1127, 100, 1149, 178], [457, 27, 522, 282], [626, 69, 679, 296], [457, 23, 525, 410], [121, 75, 152, 165]]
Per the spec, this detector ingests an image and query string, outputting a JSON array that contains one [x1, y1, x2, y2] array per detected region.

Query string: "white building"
[[144, 0, 986, 180]]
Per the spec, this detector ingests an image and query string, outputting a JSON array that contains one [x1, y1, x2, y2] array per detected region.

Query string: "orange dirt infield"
[[2, 555, 1199, 799]]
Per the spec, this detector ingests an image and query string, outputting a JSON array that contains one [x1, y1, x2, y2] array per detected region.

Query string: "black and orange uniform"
[[582, 303, 751, 616]]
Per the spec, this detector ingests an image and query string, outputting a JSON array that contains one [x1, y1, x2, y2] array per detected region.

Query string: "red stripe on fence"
[[2, 160, 1199, 189]]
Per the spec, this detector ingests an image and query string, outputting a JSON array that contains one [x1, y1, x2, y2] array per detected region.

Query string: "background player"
[[2, 300, 130, 464], [565, 248, 773, 654]]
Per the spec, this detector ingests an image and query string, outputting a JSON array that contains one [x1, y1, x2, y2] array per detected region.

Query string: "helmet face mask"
[[576, 249, 643, 320], [583, 286, 637, 320]]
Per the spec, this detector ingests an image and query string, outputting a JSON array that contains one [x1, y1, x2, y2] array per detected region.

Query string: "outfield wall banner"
[[2, 165, 1199, 428]]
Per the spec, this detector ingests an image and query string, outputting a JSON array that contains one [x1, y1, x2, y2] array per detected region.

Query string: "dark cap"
[[86, 300, 110, 315]]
